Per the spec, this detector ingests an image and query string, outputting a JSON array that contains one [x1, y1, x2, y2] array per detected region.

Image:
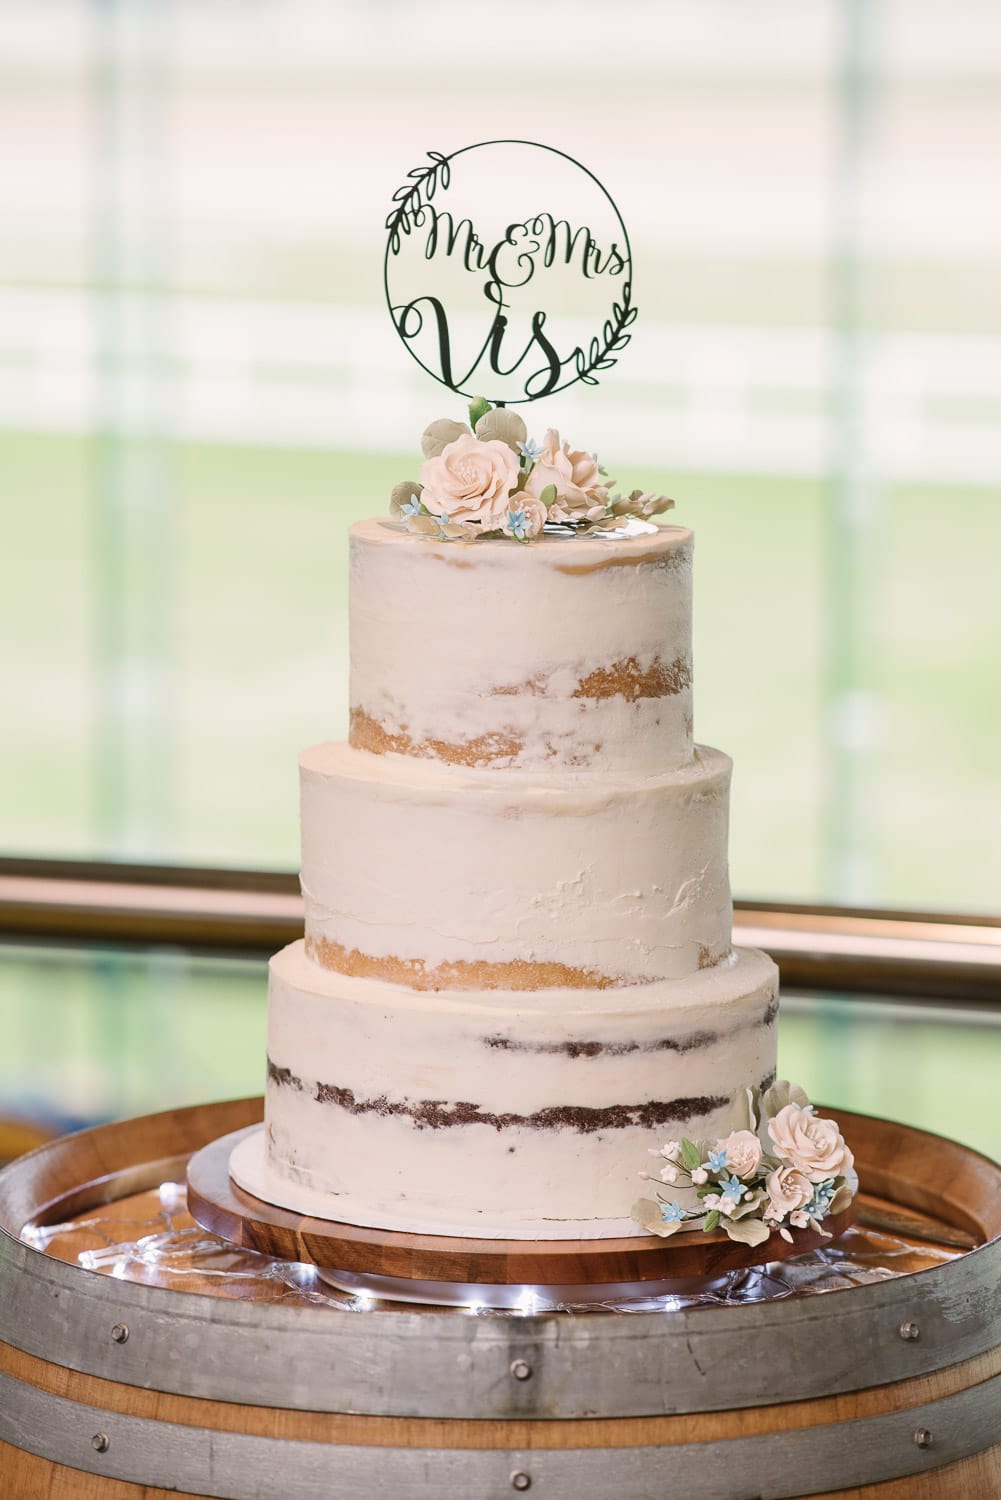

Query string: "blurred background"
[[2, 0, 999, 1154]]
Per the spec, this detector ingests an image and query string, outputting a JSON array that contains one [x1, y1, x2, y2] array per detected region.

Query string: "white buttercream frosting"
[[299, 741, 733, 986], [255, 508, 785, 1241], [263, 941, 779, 1239], [348, 518, 694, 772]]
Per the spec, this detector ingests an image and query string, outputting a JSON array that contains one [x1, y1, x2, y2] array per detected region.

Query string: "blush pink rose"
[[719, 1129, 763, 1180], [419, 434, 519, 528], [525, 428, 609, 516], [767, 1105, 854, 1184], [764, 1164, 813, 1221], [501, 494, 547, 540]]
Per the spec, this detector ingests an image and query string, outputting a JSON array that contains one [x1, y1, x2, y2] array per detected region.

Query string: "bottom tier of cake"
[[254, 941, 779, 1239]]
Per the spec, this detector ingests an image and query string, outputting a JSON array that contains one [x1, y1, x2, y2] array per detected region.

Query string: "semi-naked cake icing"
[[248, 518, 780, 1240], [348, 517, 694, 772]]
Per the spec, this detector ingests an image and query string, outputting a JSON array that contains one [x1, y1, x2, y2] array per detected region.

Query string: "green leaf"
[[467, 395, 491, 431], [679, 1139, 701, 1172], [539, 483, 558, 509], [702, 1210, 721, 1232]]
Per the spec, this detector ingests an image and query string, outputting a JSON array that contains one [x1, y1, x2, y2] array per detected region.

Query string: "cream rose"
[[419, 434, 519, 528], [501, 494, 547, 540], [767, 1105, 854, 1185], [719, 1129, 763, 1180], [525, 428, 609, 516], [764, 1164, 813, 1222]]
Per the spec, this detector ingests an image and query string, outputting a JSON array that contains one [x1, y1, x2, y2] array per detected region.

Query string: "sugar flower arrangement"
[[390, 396, 674, 543], [632, 1081, 856, 1247]]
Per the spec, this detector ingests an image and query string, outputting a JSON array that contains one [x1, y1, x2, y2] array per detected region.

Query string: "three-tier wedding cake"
[[235, 507, 780, 1240]]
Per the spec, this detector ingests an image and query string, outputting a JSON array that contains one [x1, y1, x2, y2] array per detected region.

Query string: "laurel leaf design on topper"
[[385, 150, 452, 256], [573, 287, 639, 386], [383, 140, 639, 405]]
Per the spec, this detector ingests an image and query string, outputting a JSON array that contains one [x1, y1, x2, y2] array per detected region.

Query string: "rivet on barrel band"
[[913, 1428, 935, 1449], [899, 1321, 921, 1341], [91, 1433, 110, 1453], [511, 1473, 532, 1491], [510, 1359, 533, 1381], [111, 1323, 129, 1344]]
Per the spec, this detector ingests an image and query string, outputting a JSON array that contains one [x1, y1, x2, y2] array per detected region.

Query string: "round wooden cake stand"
[[2, 1097, 1001, 1498], [187, 1123, 857, 1304]]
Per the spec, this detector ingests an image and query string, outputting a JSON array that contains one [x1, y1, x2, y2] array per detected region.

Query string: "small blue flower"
[[719, 1173, 748, 1203], [517, 437, 544, 466], [507, 506, 529, 541], [804, 1180, 836, 1220], [400, 494, 422, 519], [706, 1148, 728, 1173], [660, 1200, 686, 1224]]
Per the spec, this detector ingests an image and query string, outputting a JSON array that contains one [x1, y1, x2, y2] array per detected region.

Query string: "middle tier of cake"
[[300, 741, 733, 990]]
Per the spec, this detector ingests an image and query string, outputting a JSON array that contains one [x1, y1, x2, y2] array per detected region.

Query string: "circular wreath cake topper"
[[385, 140, 637, 405]]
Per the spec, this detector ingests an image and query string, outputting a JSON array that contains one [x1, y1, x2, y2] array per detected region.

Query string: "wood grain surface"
[[187, 1124, 859, 1284]]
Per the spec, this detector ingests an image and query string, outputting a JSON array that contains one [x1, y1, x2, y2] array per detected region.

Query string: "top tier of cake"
[[348, 519, 694, 773]]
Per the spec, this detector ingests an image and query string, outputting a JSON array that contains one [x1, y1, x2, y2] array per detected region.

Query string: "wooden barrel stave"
[[8, 1445, 1001, 1500], [1, 1336, 1000, 1497], [5, 1444, 1001, 1500]]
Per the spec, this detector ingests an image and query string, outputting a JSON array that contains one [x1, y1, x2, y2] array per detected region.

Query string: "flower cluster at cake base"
[[632, 1081, 855, 1248], [390, 396, 674, 543]]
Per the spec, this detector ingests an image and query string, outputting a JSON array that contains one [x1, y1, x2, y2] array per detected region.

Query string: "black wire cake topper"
[[384, 140, 637, 405]]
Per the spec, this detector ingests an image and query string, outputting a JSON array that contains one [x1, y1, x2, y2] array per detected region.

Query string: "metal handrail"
[[1, 857, 999, 1004]]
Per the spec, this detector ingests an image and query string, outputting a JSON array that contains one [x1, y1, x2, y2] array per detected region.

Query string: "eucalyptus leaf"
[[828, 1178, 856, 1216], [467, 395, 491, 431], [421, 418, 470, 459], [703, 1209, 721, 1232], [630, 1198, 682, 1238], [761, 1080, 811, 1119], [583, 515, 629, 533], [539, 483, 558, 509], [439, 521, 478, 542], [729, 1187, 768, 1221], [722, 1215, 771, 1247], [474, 407, 527, 454]]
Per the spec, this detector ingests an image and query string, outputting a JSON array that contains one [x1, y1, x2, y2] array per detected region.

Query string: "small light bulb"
[[158, 1181, 186, 1210]]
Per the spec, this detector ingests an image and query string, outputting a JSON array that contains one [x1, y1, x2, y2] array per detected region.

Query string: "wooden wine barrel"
[[1, 1097, 999, 1499]]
